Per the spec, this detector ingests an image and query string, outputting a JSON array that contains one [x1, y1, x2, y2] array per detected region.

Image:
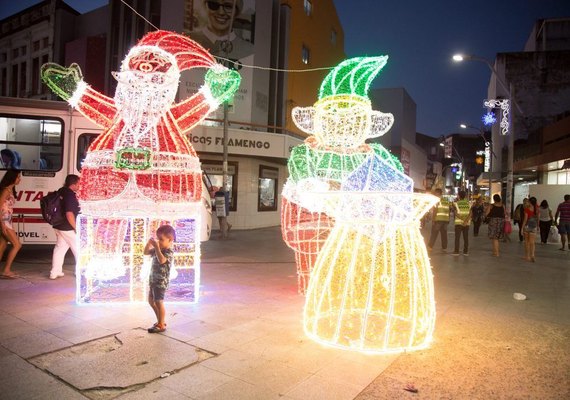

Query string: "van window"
[[77, 133, 99, 171], [0, 115, 63, 171]]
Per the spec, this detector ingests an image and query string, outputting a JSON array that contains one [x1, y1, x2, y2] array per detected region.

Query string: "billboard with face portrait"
[[181, 0, 255, 122]]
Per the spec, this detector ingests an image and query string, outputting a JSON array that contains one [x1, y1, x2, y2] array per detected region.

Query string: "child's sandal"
[[148, 324, 166, 333]]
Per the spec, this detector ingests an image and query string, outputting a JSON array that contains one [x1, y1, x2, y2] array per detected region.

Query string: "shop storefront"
[[190, 124, 303, 229]]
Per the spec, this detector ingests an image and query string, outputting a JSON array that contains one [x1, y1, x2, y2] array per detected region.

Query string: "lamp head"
[[452, 54, 464, 62]]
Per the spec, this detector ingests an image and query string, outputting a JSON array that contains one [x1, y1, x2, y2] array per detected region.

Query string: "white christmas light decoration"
[[484, 99, 510, 135], [303, 191, 438, 354], [43, 30, 240, 304], [282, 56, 438, 354]]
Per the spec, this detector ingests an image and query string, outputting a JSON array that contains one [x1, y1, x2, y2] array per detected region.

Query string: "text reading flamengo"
[[190, 135, 271, 149]]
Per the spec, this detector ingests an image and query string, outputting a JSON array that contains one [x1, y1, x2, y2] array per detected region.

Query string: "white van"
[[0, 97, 212, 244]]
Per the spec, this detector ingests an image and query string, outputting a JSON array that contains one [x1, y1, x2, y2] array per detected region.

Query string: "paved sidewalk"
[[0, 226, 568, 399]]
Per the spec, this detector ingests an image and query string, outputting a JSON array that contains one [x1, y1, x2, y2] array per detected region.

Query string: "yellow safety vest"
[[454, 199, 470, 225], [435, 199, 450, 222]]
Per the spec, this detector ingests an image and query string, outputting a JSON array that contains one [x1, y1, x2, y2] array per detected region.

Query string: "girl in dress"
[[485, 194, 506, 257], [0, 169, 22, 278], [522, 197, 539, 262]]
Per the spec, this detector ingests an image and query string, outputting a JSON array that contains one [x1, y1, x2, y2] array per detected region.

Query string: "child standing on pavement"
[[144, 224, 175, 333]]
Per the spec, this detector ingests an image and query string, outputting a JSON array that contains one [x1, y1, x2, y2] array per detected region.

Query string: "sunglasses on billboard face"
[[206, 1, 236, 13]]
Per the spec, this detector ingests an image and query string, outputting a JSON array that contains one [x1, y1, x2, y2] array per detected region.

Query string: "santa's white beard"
[[114, 81, 177, 148]]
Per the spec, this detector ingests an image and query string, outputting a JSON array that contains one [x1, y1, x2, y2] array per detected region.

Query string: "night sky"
[[334, 0, 570, 137], [2, 0, 569, 137]]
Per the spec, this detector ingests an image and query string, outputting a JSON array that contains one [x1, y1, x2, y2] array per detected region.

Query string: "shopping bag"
[[548, 226, 560, 243], [503, 220, 512, 234]]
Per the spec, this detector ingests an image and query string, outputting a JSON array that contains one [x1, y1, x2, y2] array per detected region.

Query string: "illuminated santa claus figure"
[[42, 30, 240, 303]]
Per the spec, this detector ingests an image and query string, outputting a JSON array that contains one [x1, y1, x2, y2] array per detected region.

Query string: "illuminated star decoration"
[[482, 111, 497, 126], [42, 30, 240, 304], [484, 99, 510, 135], [282, 56, 439, 354]]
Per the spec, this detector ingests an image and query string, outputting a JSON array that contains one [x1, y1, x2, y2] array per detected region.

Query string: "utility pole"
[[505, 84, 515, 217], [223, 102, 229, 191], [488, 140, 493, 198], [222, 0, 239, 193]]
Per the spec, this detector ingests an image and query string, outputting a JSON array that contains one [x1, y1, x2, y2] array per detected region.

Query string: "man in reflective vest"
[[452, 190, 472, 256], [428, 188, 450, 253]]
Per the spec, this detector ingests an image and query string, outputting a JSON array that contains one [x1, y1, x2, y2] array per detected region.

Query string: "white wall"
[[529, 184, 570, 210]]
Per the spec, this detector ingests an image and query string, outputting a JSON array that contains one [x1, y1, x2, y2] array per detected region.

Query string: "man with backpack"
[[49, 174, 80, 280]]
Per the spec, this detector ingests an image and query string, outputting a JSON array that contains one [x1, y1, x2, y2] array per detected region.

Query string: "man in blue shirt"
[[49, 175, 80, 280]]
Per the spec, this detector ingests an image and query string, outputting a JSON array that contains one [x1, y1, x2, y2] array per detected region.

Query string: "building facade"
[[487, 18, 570, 207], [0, 0, 346, 230], [0, 0, 79, 99], [370, 87, 429, 191]]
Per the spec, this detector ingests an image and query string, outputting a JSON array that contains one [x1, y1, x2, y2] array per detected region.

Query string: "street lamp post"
[[460, 124, 496, 197], [452, 54, 522, 216]]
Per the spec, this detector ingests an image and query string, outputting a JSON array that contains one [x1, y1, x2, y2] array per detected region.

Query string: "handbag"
[[503, 220, 512, 234]]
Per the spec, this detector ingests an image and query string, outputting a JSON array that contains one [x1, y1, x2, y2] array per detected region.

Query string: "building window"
[[304, 0, 312, 16], [1, 68, 6, 96], [0, 114, 64, 171], [20, 62, 26, 96], [20, 46, 26, 56], [302, 45, 310, 65], [12, 48, 19, 58], [11, 64, 17, 96], [258, 165, 278, 212], [41, 54, 49, 94], [42, 37, 49, 48], [201, 160, 238, 212], [33, 40, 40, 52], [331, 29, 337, 46], [32, 58, 39, 94], [0, 52, 6, 63]]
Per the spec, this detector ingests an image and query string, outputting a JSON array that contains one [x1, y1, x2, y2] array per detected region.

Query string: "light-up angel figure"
[[282, 57, 401, 294], [282, 56, 438, 353], [42, 30, 240, 303]]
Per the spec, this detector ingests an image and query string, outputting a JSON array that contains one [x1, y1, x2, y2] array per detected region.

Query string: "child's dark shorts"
[[149, 285, 166, 301]]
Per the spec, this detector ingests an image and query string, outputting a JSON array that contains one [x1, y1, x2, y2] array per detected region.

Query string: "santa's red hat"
[[123, 30, 216, 75]]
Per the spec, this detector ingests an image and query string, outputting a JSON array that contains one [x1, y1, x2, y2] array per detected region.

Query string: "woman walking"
[[538, 200, 553, 244], [485, 194, 506, 257], [522, 197, 539, 262], [0, 169, 22, 279], [470, 197, 485, 237]]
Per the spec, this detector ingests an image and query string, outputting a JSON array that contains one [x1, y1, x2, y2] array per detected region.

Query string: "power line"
[[119, 0, 333, 74]]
